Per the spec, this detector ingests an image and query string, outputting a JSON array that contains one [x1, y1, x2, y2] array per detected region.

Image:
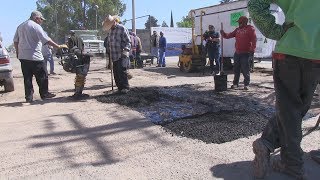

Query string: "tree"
[[36, 0, 126, 43], [170, 11, 174, 27], [144, 16, 159, 30], [176, 16, 193, 28], [161, 21, 169, 27]]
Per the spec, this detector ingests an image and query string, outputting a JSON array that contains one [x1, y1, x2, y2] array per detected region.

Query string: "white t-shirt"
[[13, 20, 51, 61]]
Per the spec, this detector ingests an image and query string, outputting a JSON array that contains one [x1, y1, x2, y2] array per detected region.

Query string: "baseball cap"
[[30, 10, 46, 20], [237, 16, 248, 24]]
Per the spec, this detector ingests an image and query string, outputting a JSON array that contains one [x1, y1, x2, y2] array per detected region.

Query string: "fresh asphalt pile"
[[96, 82, 319, 144], [96, 82, 281, 144]]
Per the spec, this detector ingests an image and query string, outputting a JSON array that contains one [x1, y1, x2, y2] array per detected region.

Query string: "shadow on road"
[[28, 112, 171, 168], [210, 154, 320, 180]]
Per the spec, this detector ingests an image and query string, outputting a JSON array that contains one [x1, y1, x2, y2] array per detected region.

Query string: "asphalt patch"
[[96, 85, 273, 144], [163, 110, 268, 144]]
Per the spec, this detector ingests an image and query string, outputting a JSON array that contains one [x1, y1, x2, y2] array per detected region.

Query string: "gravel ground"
[[1, 56, 319, 179]]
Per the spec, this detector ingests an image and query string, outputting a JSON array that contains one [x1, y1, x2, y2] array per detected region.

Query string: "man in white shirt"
[[14, 10, 63, 103]]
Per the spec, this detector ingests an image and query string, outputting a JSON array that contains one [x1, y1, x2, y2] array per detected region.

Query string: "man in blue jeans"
[[158, 31, 167, 67], [42, 44, 55, 75]]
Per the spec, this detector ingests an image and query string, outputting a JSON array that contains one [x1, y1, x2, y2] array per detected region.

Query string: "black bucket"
[[214, 74, 228, 92]]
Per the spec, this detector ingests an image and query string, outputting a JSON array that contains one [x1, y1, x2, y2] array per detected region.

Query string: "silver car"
[[0, 42, 14, 92]]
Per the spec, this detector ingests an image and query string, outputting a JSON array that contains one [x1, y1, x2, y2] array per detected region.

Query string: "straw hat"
[[102, 15, 119, 31]]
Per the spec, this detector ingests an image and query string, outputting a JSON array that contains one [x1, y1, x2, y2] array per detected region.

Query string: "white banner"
[[151, 27, 192, 44]]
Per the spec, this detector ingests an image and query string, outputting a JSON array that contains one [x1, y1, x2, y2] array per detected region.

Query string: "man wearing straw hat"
[[102, 15, 131, 94]]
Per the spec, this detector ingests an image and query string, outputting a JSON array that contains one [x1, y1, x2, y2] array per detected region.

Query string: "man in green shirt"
[[248, 0, 320, 179]]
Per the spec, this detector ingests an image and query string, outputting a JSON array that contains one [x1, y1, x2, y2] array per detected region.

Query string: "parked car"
[[0, 42, 14, 92]]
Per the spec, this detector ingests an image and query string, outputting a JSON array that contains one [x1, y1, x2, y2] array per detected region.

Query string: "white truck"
[[71, 30, 105, 57], [192, 0, 284, 64]]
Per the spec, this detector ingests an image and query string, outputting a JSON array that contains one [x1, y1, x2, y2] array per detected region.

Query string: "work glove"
[[121, 50, 129, 59], [58, 44, 68, 49], [282, 22, 295, 33], [220, 30, 225, 37]]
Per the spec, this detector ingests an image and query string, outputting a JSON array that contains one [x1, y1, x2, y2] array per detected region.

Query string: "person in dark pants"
[[67, 30, 91, 99], [13, 10, 63, 103], [203, 25, 220, 75], [129, 32, 142, 68], [103, 35, 111, 69], [102, 15, 131, 94], [220, 16, 256, 90], [150, 31, 159, 65], [248, 0, 320, 179]]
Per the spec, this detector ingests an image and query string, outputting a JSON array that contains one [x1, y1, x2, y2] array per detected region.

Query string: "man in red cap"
[[220, 16, 256, 90]]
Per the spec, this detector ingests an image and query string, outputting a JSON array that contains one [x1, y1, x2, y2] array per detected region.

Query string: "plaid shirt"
[[106, 24, 131, 62]]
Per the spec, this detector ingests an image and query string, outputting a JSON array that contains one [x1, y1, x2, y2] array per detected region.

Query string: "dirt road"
[[0, 56, 319, 179]]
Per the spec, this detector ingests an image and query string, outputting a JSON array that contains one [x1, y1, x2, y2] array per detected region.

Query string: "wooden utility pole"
[[132, 0, 136, 34], [83, 0, 86, 28]]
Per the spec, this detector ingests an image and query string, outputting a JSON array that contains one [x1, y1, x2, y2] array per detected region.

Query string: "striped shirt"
[[106, 24, 131, 62]]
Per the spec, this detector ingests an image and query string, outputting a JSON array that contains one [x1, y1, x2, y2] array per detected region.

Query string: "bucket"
[[214, 74, 227, 92]]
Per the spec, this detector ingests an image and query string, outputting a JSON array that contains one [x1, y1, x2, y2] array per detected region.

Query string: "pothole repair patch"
[[96, 86, 271, 143]]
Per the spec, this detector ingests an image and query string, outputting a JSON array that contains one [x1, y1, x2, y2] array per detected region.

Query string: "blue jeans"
[[44, 54, 54, 74], [261, 56, 319, 176], [151, 47, 159, 63], [207, 48, 221, 73], [159, 49, 166, 67], [233, 53, 250, 86]]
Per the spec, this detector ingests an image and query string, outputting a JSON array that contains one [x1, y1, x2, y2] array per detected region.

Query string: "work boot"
[[127, 72, 133, 79], [70, 93, 89, 100], [75, 86, 84, 95], [244, 86, 249, 90], [41, 92, 56, 100], [253, 138, 270, 179], [310, 150, 320, 164], [119, 88, 130, 94], [231, 84, 238, 89], [272, 158, 306, 180]]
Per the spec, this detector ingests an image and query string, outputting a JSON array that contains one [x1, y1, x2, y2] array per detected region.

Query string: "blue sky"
[[0, 0, 220, 47]]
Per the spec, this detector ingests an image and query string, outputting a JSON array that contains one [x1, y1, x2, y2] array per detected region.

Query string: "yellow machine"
[[178, 10, 206, 72]]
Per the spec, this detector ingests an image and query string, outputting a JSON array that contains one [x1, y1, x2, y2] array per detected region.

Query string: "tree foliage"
[[161, 21, 168, 27], [144, 16, 159, 30], [36, 0, 126, 43], [176, 16, 193, 28]]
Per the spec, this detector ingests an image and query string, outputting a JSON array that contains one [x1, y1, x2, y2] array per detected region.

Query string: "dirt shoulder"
[[0, 56, 319, 179]]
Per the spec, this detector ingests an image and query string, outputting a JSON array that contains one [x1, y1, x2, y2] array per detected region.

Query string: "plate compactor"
[[178, 10, 206, 73]]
